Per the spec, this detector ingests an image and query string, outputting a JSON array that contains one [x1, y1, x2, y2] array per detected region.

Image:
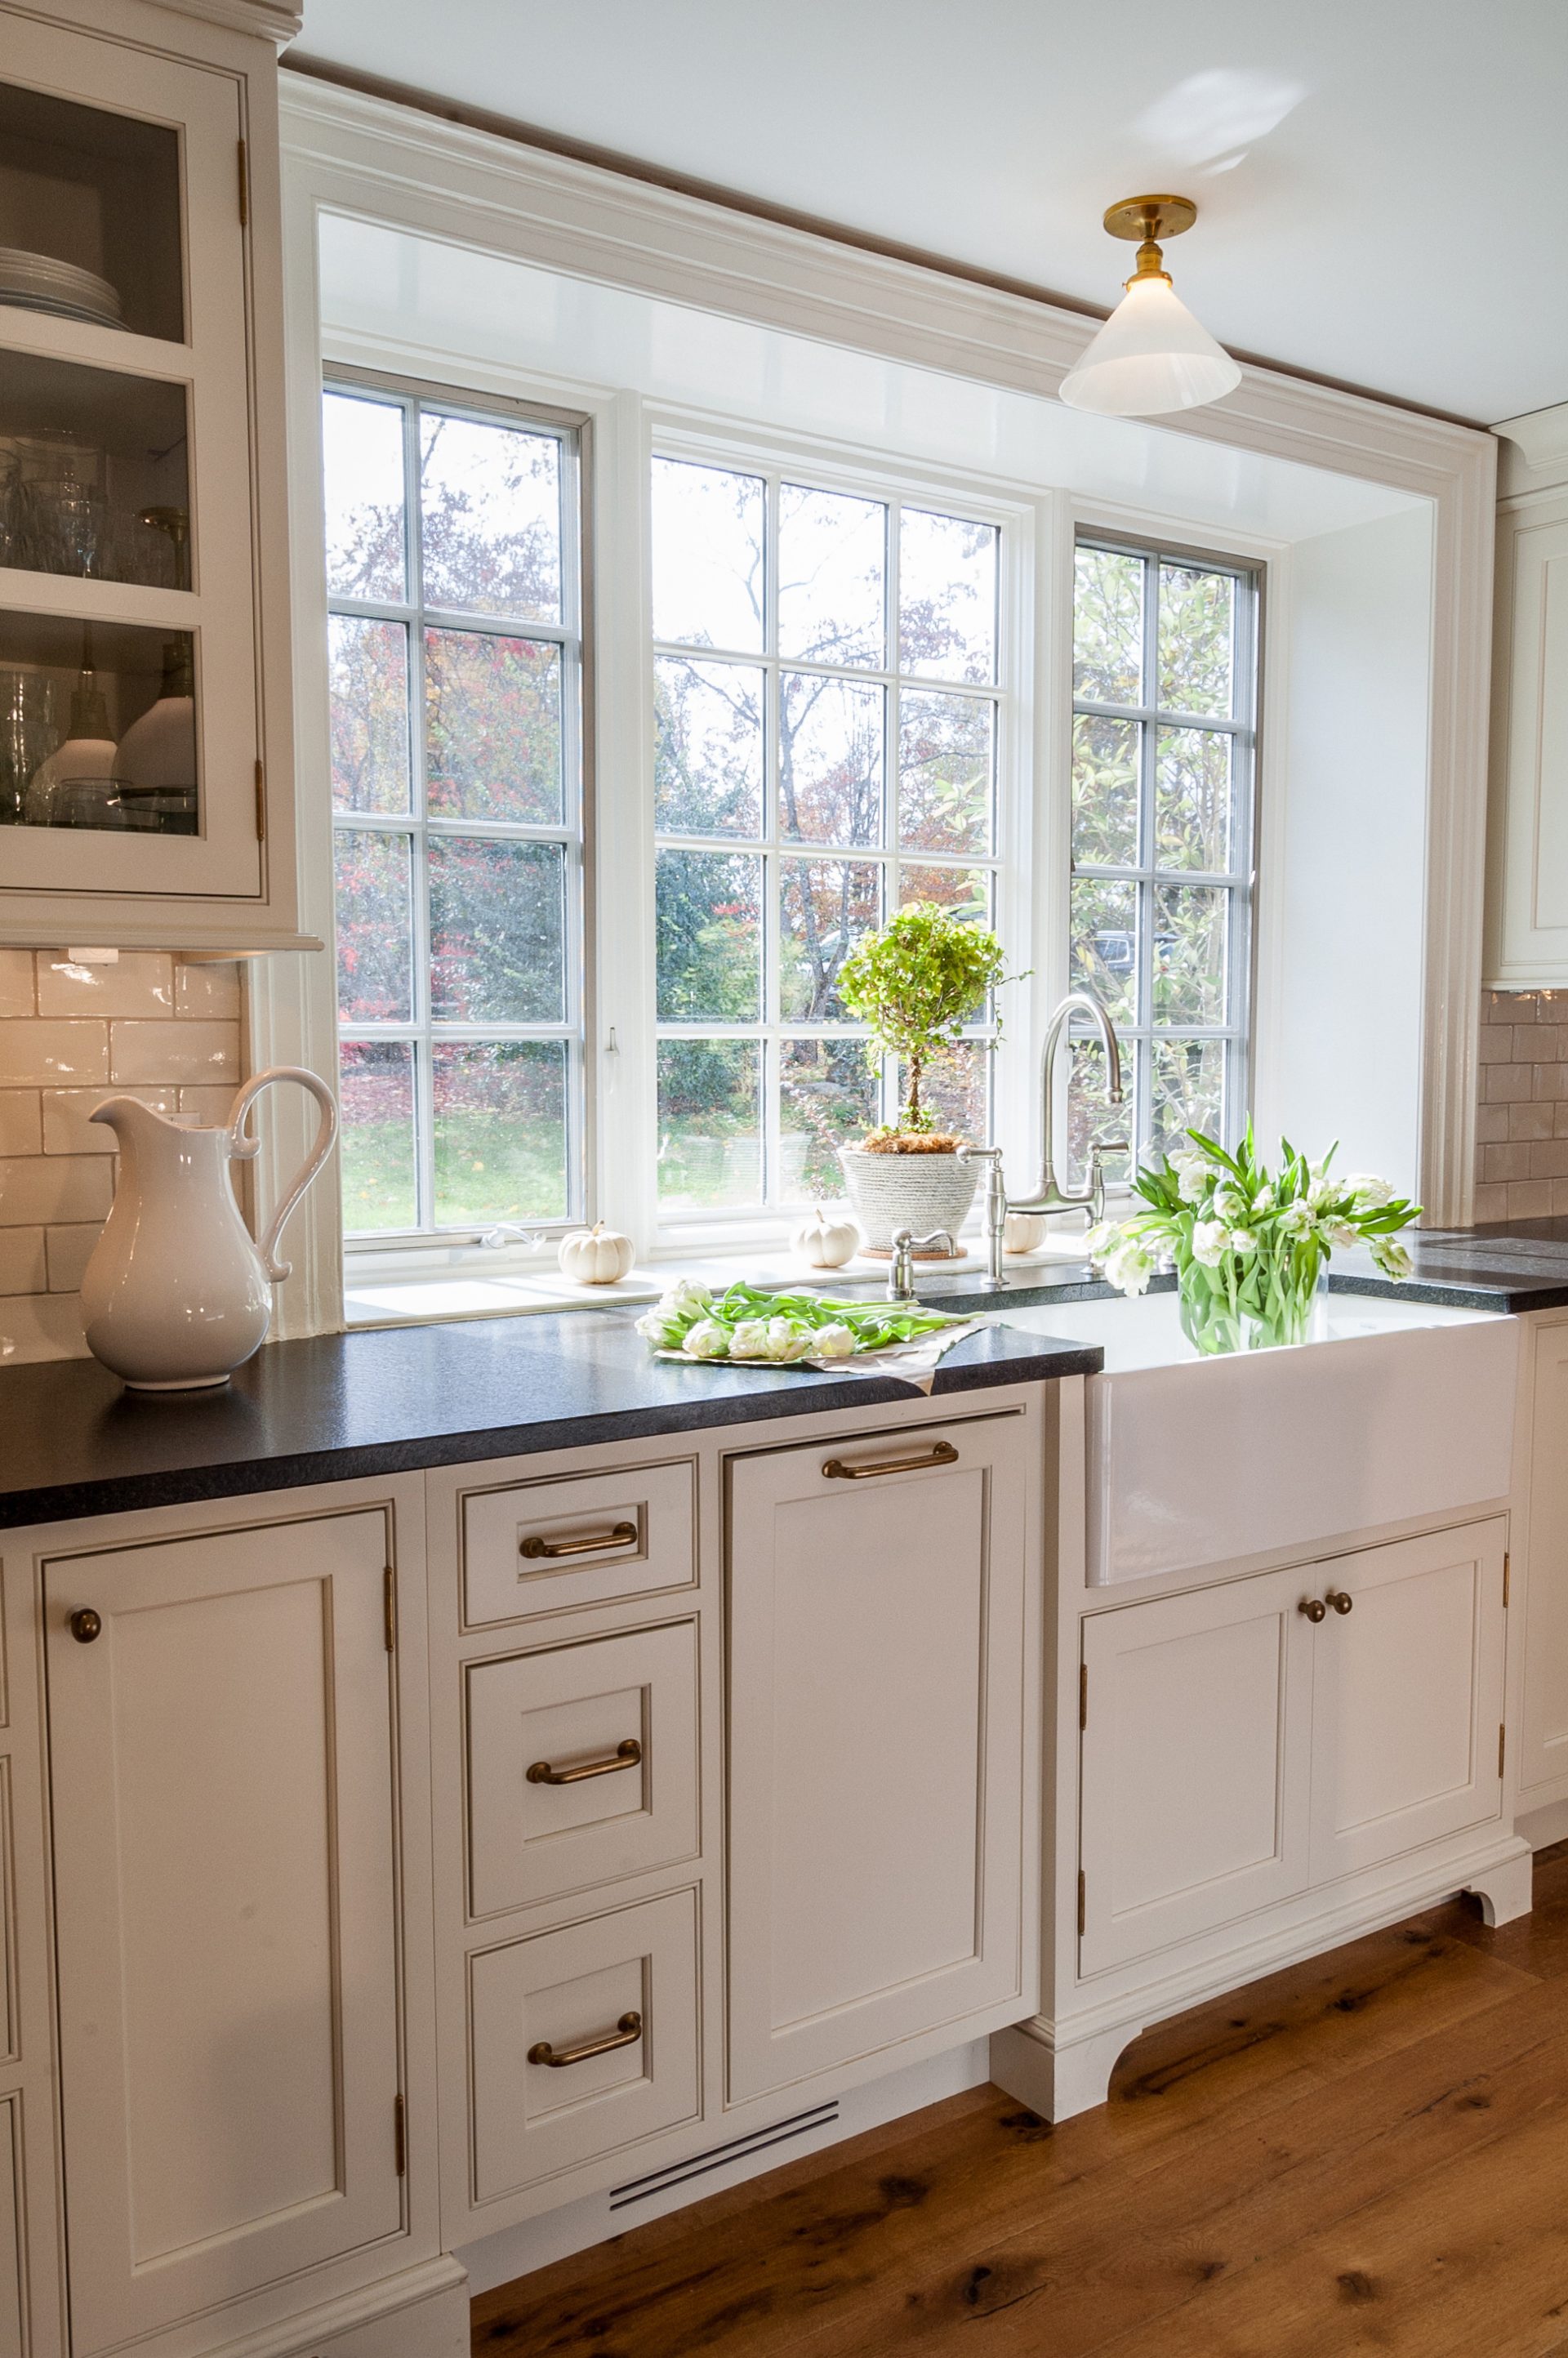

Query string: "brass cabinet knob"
[[68, 1608, 102, 1644], [1298, 1597, 1327, 1623], [1326, 1589, 1354, 1616]]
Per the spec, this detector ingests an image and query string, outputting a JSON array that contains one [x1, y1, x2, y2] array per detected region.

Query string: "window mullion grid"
[[1134, 550, 1160, 1163], [403, 394, 438, 1237], [884, 496, 902, 1130]]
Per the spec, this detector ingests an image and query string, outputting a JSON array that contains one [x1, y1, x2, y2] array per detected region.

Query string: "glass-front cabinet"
[[0, 0, 304, 947]]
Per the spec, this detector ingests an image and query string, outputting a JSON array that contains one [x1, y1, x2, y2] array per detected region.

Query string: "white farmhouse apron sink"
[[992, 1291, 1520, 1585]]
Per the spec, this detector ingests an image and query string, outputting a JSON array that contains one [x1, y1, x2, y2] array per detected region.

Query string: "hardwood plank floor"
[[474, 1843, 1568, 2358]]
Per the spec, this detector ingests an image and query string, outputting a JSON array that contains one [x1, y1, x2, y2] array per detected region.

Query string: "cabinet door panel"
[[47, 1509, 402, 2354], [1079, 1570, 1313, 1974], [1491, 506, 1568, 980], [462, 1460, 696, 1629], [1522, 1330, 1568, 1795], [1308, 1520, 1506, 1882], [726, 1415, 1031, 2102], [466, 1620, 699, 1917]]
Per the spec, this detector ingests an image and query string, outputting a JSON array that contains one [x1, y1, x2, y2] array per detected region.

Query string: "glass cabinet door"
[[0, 15, 261, 903]]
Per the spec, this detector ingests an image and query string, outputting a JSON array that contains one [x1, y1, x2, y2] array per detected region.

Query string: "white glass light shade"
[[1058, 274, 1242, 417], [117, 694, 196, 791]]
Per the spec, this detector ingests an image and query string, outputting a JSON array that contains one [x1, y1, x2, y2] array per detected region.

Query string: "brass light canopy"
[[1058, 192, 1241, 419]]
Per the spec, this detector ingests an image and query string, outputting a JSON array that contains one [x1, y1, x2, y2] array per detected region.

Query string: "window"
[[650, 454, 1004, 1219], [1068, 536, 1257, 1181], [322, 382, 586, 1241]]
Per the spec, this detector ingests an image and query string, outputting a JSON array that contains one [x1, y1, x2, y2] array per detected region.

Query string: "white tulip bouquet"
[[1085, 1125, 1421, 1356], [635, 1277, 963, 1363]]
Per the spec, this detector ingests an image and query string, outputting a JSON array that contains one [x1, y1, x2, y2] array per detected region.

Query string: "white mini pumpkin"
[[791, 1203, 860, 1269], [1004, 1210, 1051, 1255], [558, 1221, 636, 1285]]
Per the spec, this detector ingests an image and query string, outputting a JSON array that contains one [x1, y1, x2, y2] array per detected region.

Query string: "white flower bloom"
[[813, 1322, 858, 1358], [1347, 1172, 1395, 1209], [1253, 1184, 1274, 1212], [1104, 1239, 1153, 1297], [1321, 1219, 1359, 1250], [729, 1319, 772, 1357], [1084, 1222, 1119, 1262], [662, 1277, 712, 1315], [684, 1319, 732, 1359], [635, 1308, 687, 1347], [1170, 1150, 1210, 1204], [1214, 1186, 1248, 1224], [1191, 1219, 1229, 1268], [1279, 1200, 1314, 1238], [1371, 1237, 1414, 1282], [1226, 1228, 1259, 1256], [765, 1318, 814, 1362], [1307, 1174, 1335, 1209]]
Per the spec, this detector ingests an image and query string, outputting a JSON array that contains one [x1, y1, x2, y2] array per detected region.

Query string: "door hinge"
[[394, 2093, 406, 2176], [1077, 1869, 1087, 1938], [1503, 1552, 1511, 1608], [237, 137, 249, 228], [253, 758, 266, 842], [1499, 1723, 1508, 1780], [383, 1566, 397, 1653], [1079, 1662, 1089, 1732]]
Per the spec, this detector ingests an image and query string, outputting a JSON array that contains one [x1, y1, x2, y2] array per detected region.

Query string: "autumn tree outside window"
[[650, 453, 1008, 1220], [322, 380, 587, 1241], [1068, 535, 1258, 1183]]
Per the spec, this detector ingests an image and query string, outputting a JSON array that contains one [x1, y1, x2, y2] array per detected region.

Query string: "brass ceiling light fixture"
[[1058, 195, 1242, 418]]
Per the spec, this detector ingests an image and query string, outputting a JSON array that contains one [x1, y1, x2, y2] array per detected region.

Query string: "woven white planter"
[[839, 1146, 977, 1255]]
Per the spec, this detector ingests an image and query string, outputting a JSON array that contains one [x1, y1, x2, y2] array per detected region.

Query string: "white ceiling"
[[292, 0, 1568, 427]]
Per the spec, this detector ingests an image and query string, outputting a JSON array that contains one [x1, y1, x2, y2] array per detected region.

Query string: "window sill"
[[341, 1224, 1100, 1331]]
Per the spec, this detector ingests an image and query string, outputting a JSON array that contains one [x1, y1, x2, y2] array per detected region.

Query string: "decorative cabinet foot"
[[1465, 1846, 1535, 1928], [989, 2017, 1143, 2124]]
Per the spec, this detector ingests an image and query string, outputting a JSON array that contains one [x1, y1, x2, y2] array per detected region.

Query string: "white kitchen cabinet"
[[1520, 1319, 1568, 1803], [1308, 1522, 1507, 1880], [726, 1410, 1035, 2103], [1486, 408, 1568, 987], [468, 1888, 701, 2204], [1077, 1517, 1508, 1981], [466, 1618, 700, 1917], [46, 1501, 405, 2353], [0, 0, 305, 950], [1078, 1567, 1314, 1975]]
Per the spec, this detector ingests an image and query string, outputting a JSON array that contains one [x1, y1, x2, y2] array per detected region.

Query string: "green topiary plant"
[[836, 903, 1016, 1150]]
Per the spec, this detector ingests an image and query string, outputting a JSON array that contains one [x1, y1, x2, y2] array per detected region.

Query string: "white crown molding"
[[275, 70, 1496, 1226], [150, 0, 301, 44], [1494, 402, 1568, 501]]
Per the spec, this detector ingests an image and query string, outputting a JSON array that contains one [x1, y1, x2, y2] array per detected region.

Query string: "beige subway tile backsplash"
[[110, 1018, 238, 1088], [37, 952, 174, 1019], [1475, 990, 1568, 1223], [0, 954, 244, 1363]]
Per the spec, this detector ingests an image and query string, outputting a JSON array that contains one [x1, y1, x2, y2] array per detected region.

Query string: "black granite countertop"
[[0, 1308, 1102, 1531], [4, 1218, 1563, 1534]]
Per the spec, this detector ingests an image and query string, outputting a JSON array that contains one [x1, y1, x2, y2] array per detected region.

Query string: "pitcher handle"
[[226, 1065, 339, 1284]]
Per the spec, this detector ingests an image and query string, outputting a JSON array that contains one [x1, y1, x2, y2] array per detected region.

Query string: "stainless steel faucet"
[[961, 991, 1126, 1286], [887, 1228, 956, 1302]]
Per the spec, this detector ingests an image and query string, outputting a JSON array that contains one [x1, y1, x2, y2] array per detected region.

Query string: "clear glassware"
[[0, 663, 54, 824]]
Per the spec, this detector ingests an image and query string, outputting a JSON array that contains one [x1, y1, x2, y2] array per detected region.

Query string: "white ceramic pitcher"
[[80, 1066, 338, 1391]]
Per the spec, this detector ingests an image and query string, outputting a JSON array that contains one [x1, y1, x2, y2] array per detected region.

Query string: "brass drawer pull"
[[1326, 1589, 1354, 1616], [1298, 1597, 1327, 1623], [520, 1518, 639, 1561], [528, 2009, 643, 2068], [822, 1439, 960, 1481], [527, 1737, 643, 1786]]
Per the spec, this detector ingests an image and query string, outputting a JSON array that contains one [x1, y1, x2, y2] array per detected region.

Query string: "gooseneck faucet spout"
[[960, 991, 1126, 1286]]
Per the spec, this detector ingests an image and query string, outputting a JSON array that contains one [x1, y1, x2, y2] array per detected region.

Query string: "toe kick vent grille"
[[609, 2102, 840, 2211]]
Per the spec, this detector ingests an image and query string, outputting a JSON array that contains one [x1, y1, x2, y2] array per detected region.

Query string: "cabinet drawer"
[[469, 1889, 699, 2204], [466, 1622, 700, 1918], [463, 1462, 696, 1627]]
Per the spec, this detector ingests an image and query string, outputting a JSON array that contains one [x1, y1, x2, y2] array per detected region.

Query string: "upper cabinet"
[[0, 0, 310, 951], [1486, 405, 1568, 988]]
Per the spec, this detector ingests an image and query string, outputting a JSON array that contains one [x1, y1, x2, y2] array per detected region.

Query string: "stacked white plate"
[[0, 248, 122, 329]]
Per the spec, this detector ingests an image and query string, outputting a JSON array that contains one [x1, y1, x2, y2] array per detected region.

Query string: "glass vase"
[[1178, 1259, 1328, 1357]]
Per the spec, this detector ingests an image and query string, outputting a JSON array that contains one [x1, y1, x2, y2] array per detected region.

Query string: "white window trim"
[[256, 78, 1495, 1340]]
